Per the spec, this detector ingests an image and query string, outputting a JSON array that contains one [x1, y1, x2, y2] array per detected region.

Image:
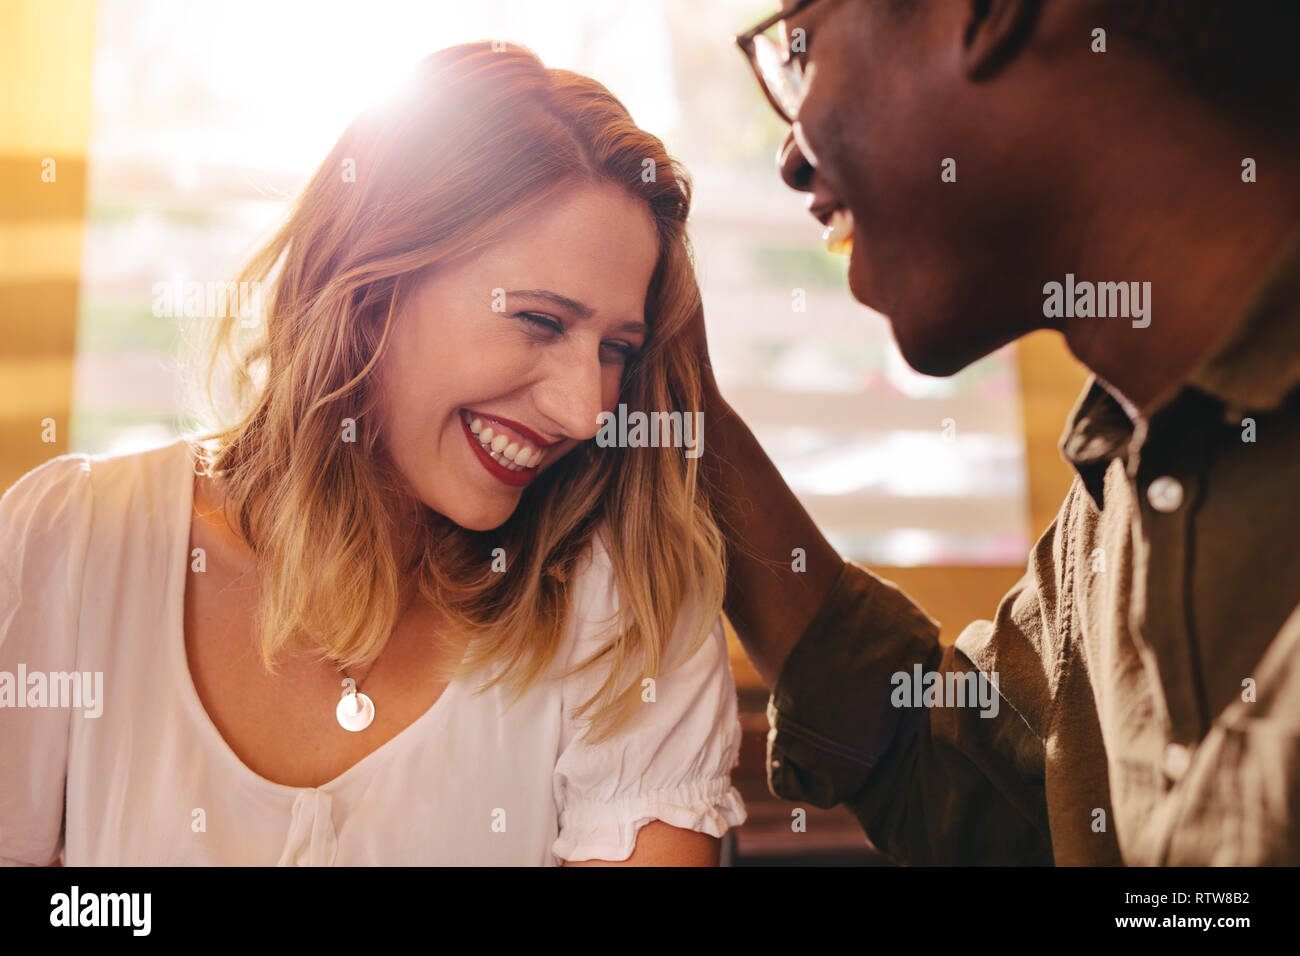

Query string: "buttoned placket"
[[276, 788, 339, 866], [1123, 392, 1218, 789]]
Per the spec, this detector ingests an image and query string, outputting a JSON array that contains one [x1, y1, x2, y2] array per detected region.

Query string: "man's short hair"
[[1113, 0, 1300, 123]]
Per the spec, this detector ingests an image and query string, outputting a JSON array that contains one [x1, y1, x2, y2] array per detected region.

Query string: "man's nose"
[[778, 129, 814, 192]]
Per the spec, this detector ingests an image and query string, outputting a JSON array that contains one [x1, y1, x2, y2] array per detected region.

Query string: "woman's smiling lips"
[[464, 408, 560, 450], [459, 409, 552, 488]]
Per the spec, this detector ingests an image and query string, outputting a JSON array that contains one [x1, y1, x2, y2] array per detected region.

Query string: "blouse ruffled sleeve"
[[550, 534, 747, 864], [0, 453, 93, 866]]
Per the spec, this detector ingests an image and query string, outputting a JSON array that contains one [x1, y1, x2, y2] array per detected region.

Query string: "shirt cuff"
[[552, 776, 748, 863], [766, 561, 942, 808]]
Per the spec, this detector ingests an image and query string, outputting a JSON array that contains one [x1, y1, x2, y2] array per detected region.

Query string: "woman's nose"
[[778, 128, 814, 193], [534, 352, 606, 444]]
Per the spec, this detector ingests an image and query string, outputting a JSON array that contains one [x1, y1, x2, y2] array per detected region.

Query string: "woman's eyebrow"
[[507, 289, 594, 318], [507, 289, 648, 335]]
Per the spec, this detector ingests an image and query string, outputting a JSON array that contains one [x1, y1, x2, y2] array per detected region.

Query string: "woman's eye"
[[518, 312, 639, 364], [602, 342, 639, 363], [519, 312, 563, 334]]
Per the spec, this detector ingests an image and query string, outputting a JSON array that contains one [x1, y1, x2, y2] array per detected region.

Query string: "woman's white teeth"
[[823, 207, 854, 256], [466, 413, 542, 469]]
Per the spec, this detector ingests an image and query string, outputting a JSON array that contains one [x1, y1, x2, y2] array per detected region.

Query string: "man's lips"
[[809, 199, 841, 227], [807, 171, 848, 226], [809, 199, 855, 256]]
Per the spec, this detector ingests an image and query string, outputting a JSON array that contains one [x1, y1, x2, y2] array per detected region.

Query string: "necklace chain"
[[336, 586, 419, 690], [334, 586, 418, 732]]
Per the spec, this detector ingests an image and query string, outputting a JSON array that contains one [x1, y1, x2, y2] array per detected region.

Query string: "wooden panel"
[[0, 157, 88, 219], [0, 0, 96, 493], [0, 280, 82, 356], [0, 2, 96, 155], [1016, 329, 1091, 538]]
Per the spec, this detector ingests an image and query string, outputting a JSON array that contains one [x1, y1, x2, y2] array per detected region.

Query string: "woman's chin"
[[403, 472, 520, 533], [431, 500, 513, 533], [454, 516, 508, 533]]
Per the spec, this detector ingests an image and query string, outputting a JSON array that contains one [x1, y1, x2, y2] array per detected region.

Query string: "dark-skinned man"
[[692, 0, 1300, 863]]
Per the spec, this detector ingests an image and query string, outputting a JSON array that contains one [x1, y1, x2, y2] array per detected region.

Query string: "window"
[[75, 0, 1030, 567]]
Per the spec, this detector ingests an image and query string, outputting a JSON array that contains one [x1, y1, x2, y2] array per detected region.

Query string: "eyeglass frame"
[[734, 0, 827, 124]]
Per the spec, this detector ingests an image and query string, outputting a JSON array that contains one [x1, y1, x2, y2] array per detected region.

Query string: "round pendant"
[[336, 691, 375, 732]]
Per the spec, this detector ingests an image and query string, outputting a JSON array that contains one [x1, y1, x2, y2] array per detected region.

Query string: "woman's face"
[[376, 181, 660, 531]]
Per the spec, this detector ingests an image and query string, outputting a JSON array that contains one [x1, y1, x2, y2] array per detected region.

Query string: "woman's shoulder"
[[551, 526, 615, 665], [556, 523, 725, 673], [561, 524, 620, 622], [1, 437, 193, 552], [83, 436, 195, 501], [1, 450, 88, 513]]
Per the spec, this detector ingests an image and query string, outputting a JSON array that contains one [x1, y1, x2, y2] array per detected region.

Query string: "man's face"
[[776, 0, 1058, 376]]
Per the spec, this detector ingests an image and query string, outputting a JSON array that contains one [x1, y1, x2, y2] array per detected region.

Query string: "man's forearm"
[[702, 394, 845, 689]]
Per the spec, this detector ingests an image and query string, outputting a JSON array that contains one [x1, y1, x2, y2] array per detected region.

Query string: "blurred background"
[[0, 0, 1089, 864]]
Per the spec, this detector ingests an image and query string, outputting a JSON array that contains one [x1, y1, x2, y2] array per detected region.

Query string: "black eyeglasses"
[[734, 0, 826, 124]]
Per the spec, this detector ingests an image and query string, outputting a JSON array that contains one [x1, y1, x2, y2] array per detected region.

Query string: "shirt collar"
[[1060, 377, 1133, 510], [1058, 225, 1300, 510]]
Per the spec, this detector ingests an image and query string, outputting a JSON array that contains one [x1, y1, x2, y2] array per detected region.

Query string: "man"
[[694, 0, 1300, 863]]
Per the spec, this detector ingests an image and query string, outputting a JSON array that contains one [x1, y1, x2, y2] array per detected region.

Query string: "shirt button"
[[770, 759, 781, 770], [1146, 476, 1184, 512], [1162, 742, 1191, 782]]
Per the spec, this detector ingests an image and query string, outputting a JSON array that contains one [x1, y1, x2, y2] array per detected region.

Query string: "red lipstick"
[[461, 414, 538, 488]]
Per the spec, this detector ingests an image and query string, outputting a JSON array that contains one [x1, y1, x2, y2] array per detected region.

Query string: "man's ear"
[[962, 0, 1044, 81]]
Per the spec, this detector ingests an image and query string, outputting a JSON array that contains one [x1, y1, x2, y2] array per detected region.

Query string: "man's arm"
[[698, 381, 1060, 864], [690, 286, 1068, 860], [794, 559, 1058, 865], [700, 391, 845, 690]]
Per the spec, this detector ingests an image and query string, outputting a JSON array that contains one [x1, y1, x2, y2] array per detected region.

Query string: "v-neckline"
[[166, 438, 464, 795]]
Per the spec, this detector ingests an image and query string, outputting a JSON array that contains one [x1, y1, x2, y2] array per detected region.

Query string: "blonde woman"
[[0, 43, 746, 866]]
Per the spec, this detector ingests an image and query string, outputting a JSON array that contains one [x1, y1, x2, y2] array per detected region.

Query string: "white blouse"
[[0, 439, 746, 865]]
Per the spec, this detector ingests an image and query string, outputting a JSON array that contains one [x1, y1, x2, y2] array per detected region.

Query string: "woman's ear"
[[961, 0, 1045, 81]]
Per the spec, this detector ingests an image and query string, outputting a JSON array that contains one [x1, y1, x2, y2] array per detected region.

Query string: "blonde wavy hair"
[[188, 42, 727, 745]]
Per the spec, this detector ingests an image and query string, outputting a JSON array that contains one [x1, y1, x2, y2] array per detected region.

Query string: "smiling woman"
[[377, 182, 660, 522], [0, 42, 746, 867]]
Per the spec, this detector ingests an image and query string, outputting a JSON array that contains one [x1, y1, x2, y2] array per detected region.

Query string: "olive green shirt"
[[766, 232, 1300, 864]]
